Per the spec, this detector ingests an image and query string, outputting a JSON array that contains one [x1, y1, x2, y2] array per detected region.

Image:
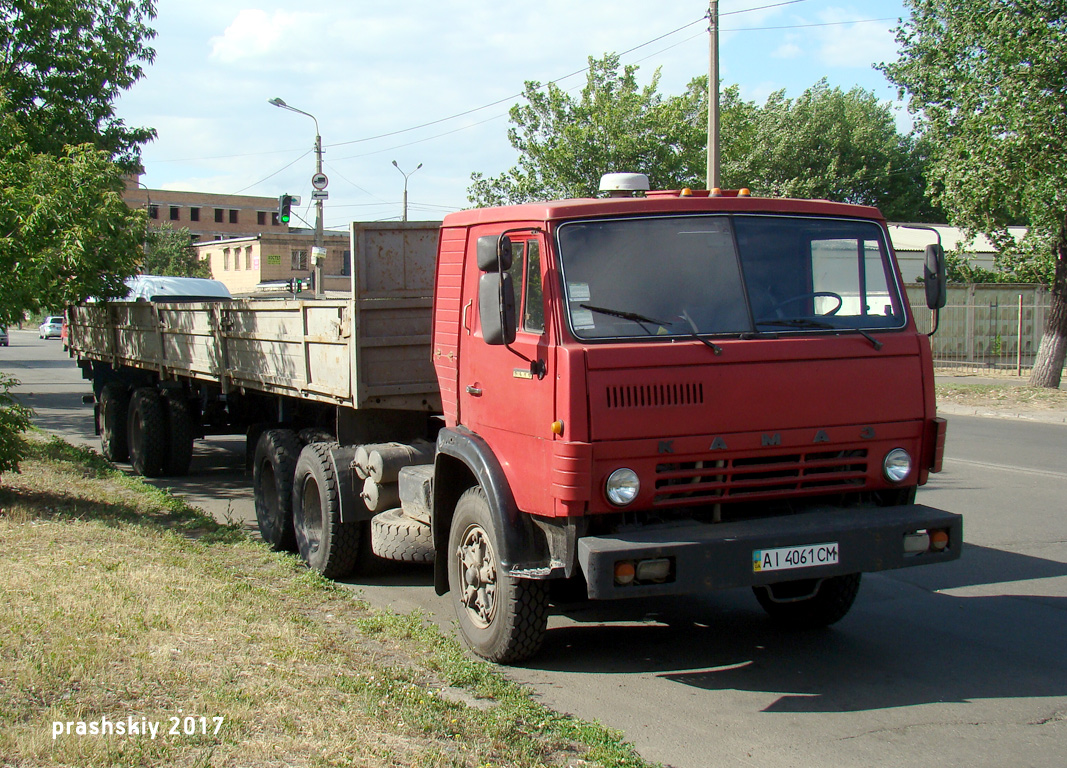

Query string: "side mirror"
[[478, 272, 516, 345], [924, 243, 947, 310], [476, 234, 513, 272]]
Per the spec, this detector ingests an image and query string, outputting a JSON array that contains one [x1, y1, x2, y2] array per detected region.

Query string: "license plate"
[[753, 542, 839, 573]]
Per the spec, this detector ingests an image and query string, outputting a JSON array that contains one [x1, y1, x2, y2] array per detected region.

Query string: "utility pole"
[[392, 161, 423, 222], [269, 97, 325, 297], [706, 0, 721, 190]]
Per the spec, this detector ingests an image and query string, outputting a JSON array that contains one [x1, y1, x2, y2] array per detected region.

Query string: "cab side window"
[[505, 239, 545, 334]]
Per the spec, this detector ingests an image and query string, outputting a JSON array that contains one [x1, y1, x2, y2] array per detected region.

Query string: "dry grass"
[[0, 435, 648, 768], [936, 382, 1067, 411]]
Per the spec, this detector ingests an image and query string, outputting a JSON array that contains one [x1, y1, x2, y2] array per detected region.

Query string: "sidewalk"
[[935, 373, 1067, 425]]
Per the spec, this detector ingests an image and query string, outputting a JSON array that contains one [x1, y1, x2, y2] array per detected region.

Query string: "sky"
[[115, 0, 913, 231]]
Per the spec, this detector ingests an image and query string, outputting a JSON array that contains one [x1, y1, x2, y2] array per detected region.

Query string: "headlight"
[[883, 448, 912, 483], [605, 468, 640, 506]]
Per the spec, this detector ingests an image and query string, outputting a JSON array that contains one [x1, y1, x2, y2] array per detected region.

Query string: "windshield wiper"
[[580, 304, 723, 355], [757, 318, 883, 350], [580, 304, 668, 327]]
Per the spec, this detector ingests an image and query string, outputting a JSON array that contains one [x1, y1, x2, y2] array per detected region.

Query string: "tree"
[[468, 54, 706, 206], [142, 223, 211, 278], [0, 108, 147, 322], [470, 57, 938, 223], [0, 0, 157, 169], [881, 0, 1067, 387], [723, 81, 942, 222]]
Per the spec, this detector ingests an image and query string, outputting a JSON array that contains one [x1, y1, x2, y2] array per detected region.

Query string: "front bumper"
[[577, 504, 961, 599]]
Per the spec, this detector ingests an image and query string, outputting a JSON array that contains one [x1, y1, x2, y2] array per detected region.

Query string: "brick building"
[[123, 175, 289, 242]]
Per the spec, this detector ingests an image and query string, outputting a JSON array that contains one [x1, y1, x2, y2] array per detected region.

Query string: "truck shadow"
[[530, 543, 1067, 713]]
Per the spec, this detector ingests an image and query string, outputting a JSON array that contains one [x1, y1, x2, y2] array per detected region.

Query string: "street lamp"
[[269, 97, 324, 297], [391, 160, 422, 223]]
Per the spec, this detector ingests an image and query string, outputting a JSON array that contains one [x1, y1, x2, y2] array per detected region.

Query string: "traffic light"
[[278, 194, 293, 224]]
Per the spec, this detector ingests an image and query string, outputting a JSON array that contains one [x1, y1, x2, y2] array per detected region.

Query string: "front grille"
[[606, 382, 704, 409], [654, 448, 868, 506]]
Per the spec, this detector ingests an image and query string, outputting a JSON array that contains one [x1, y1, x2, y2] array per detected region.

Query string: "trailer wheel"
[[293, 442, 360, 578], [252, 429, 301, 552], [753, 573, 862, 629], [162, 391, 194, 476], [128, 388, 167, 477], [99, 384, 131, 463], [370, 508, 434, 563], [448, 486, 548, 663]]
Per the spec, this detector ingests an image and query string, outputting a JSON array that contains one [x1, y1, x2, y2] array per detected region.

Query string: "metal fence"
[[905, 283, 1059, 377]]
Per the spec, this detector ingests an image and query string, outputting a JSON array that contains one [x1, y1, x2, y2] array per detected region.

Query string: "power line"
[[231, 150, 311, 194]]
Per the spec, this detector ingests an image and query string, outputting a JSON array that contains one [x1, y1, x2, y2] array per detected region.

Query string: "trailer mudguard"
[[432, 426, 554, 594]]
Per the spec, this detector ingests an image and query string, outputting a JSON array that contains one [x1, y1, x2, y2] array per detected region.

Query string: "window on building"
[[245, 246, 253, 270], [228, 209, 238, 224], [223, 249, 230, 270], [189, 207, 200, 222], [272, 212, 280, 226], [214, 208, 224, 223], [341, 250, 351, 276], [234, 248, 241, 270], [169, 206, 180, 221], [148, 204, 159, 220], [257, 211, 266, 226], [191, 235, 200, 243], [291, 249, 308, 271]]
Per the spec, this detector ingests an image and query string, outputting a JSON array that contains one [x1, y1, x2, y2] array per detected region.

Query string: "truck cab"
[[430, 179, 958, 661]]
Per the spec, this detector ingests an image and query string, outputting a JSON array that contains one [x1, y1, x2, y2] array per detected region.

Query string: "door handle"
[[465, 385, 482, 396]]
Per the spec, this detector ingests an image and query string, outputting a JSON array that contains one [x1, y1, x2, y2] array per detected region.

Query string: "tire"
[[447, 486, 548, 663], [161, 391, 195, 476], [370, 508, 434, 563], [99, 384, 131, 462], [293, 442, 360, 578], [753, 573, 862, 629], [252, 429, 301, 552], [127, 388, 167, 477], [298, 427, 334, 445]]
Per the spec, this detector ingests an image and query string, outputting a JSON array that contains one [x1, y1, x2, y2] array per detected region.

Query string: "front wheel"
[[753, 573, 861, 629], [447, 487, 548, 663]]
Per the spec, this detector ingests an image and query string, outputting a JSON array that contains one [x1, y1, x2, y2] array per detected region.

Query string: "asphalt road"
[[4, 329, 1065, 768]]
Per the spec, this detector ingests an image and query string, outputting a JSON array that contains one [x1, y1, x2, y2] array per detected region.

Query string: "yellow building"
[[195, 232, 353, 296]]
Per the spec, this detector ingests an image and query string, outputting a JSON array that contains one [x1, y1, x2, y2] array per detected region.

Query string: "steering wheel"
[[769, 291, 843, 317]]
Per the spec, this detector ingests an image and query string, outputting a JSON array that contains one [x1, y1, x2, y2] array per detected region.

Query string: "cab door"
[[458, 228, 556, 516]]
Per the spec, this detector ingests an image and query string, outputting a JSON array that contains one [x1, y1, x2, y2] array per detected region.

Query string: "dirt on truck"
[[67, 174, 962, 664]]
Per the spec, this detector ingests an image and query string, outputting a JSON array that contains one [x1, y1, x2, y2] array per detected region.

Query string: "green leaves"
[[142, 223, 211, 279]]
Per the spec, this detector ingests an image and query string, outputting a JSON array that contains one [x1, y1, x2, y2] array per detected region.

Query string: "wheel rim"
[[456, 523, 497, 629], [301, 478, 323, 554]]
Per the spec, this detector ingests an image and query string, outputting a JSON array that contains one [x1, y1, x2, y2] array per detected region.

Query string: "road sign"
[[311, 190, 329, 200], [312, 173, 328, 190]]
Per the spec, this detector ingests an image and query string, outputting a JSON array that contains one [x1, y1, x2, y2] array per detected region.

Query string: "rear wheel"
[[252, 429, 301, 552], [162, 391, 195, 476], [128, 388, 166, 477], [447, 486, 548, 663], [292, 442, 360, 578], [753, 573, 862, 629], [99, 384, 131, 462]]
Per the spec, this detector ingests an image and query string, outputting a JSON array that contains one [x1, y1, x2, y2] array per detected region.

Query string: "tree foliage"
[[142, 223, 211, 278], [722, 80, 942, 222], [881, 0, 1067, 386], [469, 57, 937, 223], [0, 109, 147, 322], [469, 55, 705, 206], [0, 373, 33, 480], [0, 0, 157, 169]]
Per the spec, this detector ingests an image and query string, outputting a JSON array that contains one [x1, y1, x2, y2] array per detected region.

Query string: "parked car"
[[0, 326, 8, 346], [39, 316, 64, 339]]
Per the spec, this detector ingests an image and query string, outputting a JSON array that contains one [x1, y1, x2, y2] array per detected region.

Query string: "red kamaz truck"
[[68, 175, 960, 663]]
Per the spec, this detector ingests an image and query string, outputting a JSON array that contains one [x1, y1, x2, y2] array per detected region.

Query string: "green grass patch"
[[0, 433, 653, 768]]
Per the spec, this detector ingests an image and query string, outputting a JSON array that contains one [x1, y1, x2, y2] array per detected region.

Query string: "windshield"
[[556, 214, 905, 340]]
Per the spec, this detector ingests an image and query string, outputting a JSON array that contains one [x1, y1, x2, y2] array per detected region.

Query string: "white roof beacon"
[[599, 172, 650, 198]]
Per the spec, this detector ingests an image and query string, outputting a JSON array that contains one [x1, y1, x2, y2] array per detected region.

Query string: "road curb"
[[936, 403, 1067, 425]]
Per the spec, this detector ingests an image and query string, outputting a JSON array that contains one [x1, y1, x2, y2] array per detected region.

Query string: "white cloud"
[[772, 42, 803, 59], [813, 8, 897, 69]]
